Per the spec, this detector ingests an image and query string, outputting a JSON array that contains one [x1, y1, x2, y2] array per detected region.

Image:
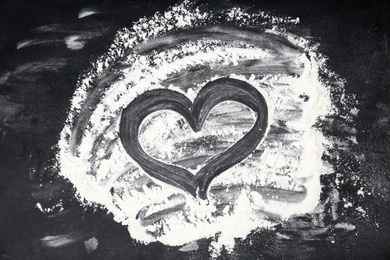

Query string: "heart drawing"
[[119, 78, 268, 200]]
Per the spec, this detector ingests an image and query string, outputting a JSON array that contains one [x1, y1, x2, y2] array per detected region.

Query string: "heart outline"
[[119, 78, 268, 200]]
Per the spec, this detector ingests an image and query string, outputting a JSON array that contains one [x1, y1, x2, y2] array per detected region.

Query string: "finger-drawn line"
[[120, 77, 268, 199]]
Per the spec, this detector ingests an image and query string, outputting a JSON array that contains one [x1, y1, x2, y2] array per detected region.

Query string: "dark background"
[[1, 0, 389, 259]]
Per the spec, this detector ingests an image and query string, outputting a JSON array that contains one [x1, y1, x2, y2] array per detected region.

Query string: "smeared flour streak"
[[57, 1, 349, 257]]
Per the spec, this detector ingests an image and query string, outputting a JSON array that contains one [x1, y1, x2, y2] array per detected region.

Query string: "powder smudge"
[[56, 1, 356, 257]]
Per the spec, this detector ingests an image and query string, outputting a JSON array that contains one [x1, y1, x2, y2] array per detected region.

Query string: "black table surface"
[[1, 0, 389, 259]]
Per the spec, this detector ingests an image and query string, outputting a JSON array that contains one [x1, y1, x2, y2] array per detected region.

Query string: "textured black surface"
[[1, 0, 390, 259]]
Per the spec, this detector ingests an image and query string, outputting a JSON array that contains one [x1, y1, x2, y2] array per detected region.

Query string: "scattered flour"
[[56, 1, 350, 257]]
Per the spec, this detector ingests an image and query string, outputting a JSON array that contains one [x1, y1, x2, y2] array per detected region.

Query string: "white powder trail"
[[56, 1, 349, 257]]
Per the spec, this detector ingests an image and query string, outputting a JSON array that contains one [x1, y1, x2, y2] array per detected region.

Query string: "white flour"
[[57, 1, 344, 257]]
